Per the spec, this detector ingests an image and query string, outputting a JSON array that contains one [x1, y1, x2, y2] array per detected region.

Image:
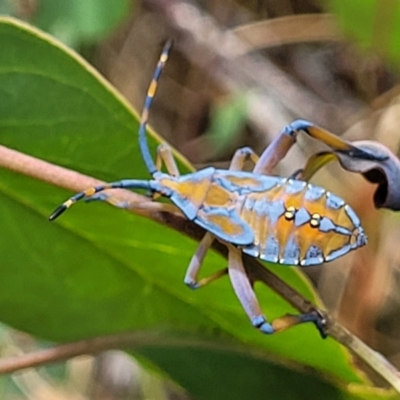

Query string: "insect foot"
[[252, 316, 275, 334], [269, 310, 328, 338]]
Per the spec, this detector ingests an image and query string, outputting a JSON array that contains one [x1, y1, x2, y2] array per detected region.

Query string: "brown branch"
[[233, 14, 341, 51], [0, 331, 241, 374], [0, 144, 399, 392], [0, 332, 151, 374]]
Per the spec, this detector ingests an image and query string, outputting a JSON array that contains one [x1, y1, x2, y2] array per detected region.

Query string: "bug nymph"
[[50, 41, 381, 338]]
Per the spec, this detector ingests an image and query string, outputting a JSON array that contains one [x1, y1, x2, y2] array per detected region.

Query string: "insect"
[[50, 40, 384, 337]]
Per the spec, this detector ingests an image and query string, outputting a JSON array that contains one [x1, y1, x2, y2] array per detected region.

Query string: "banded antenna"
[[139, 39, 174, 176]]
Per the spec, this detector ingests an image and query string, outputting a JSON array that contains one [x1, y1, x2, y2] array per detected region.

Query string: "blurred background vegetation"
[[1, 0, 400, 398]]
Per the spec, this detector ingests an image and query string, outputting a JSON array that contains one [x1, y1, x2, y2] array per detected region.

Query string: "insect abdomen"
[[240, 178, 366, 266]]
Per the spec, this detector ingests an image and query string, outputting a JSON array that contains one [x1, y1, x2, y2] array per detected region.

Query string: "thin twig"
[[0, 334, 212, 373], [0, 144, 399, 392], [0, 332, 175, 374], [233, 14, 341, 51]]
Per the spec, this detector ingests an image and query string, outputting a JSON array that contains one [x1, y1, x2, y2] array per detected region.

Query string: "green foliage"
[[1, 0, 131, 48], [205, 94, 249, 157], [328, 0, 400, 66], [0, 16, 396, 399]]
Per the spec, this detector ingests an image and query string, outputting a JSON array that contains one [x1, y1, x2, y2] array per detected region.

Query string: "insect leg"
[[229, 147, 259, 171], [254, 119, 387, 176], [91, 144, 181, 209], [97, 143, 181, 207], [184, 147, 260, 289], [156, 144, 180, 177], [228, 247, 274, 333], [229, 247, 328, 336], [270, 310, 327, 338], [253, 128, 297, 175], [184, 233, 228, 289], [290, 139, 383, 181], [105, 143, 179, 205], [282, 120, 387, 161]]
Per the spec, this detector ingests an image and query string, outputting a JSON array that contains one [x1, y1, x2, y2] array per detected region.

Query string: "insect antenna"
[[139, 39, 174, 176], [49, 41, 173, 221], [49, 180, 152, 221]]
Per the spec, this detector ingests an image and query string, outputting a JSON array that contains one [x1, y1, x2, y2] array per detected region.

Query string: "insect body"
[[50, 40, 379, 337], [151, 168, 366, 266]]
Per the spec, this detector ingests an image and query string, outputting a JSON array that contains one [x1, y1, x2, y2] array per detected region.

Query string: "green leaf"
[[136, 344, 397, 400], [0, 16, 395, 398], [33, 0, 131, 47], [327, 0, 400, 67]]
